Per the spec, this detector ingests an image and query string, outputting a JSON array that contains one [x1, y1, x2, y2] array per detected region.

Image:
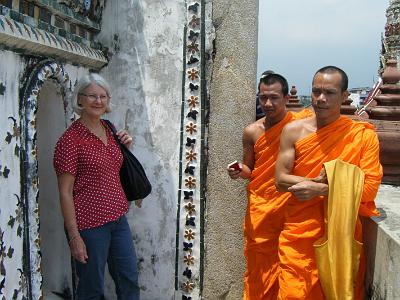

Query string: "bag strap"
[[103, 120, 133, 154], [103, 119, 121, 145]]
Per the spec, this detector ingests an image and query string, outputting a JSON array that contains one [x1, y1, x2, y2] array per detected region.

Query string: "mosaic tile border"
[[176, 1, 204, 299]]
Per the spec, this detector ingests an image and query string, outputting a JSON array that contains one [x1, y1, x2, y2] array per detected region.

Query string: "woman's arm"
[[116, 129, 133, 148], [115, 129, 142, 207], [57, 173, 88, 263]]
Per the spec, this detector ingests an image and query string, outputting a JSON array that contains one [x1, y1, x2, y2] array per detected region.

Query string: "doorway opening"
[[36, 80, 73, 299]]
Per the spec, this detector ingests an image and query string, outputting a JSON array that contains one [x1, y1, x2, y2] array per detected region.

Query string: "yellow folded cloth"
[[314, 159, 365, 300]]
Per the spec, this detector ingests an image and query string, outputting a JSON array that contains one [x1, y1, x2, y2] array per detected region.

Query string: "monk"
[[275, 66, 383, 299], [227, 72, 313, 299]]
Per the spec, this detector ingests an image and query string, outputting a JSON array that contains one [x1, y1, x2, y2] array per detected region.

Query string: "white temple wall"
[[1, 0, 264, 298], [97, 1, 186, 298], [0, 50, 25, 300], [0, 49, 88, 299]]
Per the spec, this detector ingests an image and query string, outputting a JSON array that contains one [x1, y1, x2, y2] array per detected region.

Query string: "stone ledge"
[[0, 15, 107, 69], [363, 184, 400, 300]]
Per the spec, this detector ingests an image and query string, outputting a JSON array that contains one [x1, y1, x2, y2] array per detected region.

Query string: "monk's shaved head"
[[313, 66, 348, 92]]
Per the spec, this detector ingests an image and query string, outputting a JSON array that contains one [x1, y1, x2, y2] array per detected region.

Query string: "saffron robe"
[[277, 116, 383, 300], [244, 109, 313, 300]]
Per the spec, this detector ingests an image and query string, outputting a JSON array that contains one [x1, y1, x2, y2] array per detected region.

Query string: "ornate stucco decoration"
[[0, 15, 107, 69], [19, 59, 70, 300], [381, 0, 400, 72]]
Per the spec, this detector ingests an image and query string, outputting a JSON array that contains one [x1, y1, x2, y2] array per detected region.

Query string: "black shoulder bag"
[[103, 120, 152, 201]]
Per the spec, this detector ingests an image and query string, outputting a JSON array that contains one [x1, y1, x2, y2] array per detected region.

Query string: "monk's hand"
[[227, 163, 242, 179], [312, 167, 328, 184], [288, 181, 328, 201]]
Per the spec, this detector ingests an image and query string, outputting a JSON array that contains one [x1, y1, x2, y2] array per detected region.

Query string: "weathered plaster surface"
[[203, 0, 258, 298], [97, 1, 186, 298], [0, 50, 25, 300], [364, 184, 400, 300]]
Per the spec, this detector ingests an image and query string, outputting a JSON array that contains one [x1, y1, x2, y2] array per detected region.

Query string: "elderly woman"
[[54, 73, 140, 299]]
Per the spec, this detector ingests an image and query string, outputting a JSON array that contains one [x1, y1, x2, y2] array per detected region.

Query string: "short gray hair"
[[72, 73, 112, 115]]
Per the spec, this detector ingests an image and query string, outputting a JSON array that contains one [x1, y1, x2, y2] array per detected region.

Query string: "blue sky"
[[257, 0, 390, 95]]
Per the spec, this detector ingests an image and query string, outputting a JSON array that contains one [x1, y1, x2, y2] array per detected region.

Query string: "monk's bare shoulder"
[[243, 117, 266, 144], [281, 116, 316, 144], [282, 116, 313, 133]]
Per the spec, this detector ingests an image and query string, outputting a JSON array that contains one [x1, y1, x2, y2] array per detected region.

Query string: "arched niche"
[[19, 59, 71, 300]]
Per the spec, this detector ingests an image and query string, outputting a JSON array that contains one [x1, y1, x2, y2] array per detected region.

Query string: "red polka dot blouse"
[[53, 120, 129, 230]]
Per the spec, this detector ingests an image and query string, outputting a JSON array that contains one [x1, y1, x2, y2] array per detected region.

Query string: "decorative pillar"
[[367, 59, 400, 120], [381, 0, 400, 72], [366, 59, 400, 185], [286, 85, 304, 112], [340, 96, 357, 116]]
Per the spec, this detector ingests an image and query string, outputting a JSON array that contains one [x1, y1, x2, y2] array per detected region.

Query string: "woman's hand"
[[69, 234, 88, 264], [57, 173, 88, 262], [134, 199, 143, 208], [117, 130, 133, 148]]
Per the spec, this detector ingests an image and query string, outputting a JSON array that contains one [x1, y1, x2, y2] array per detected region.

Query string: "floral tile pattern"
[[178, 1, 203, 299]]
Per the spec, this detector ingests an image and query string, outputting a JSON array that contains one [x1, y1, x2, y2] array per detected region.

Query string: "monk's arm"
[[358, 130, 383, 217], [275, 125, 309, 191], [227, 126, 254, 179], [239, 127, 255, 179], [275, 124, 328, 200]]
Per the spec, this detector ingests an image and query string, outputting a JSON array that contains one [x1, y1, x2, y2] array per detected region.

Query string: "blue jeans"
[[76, 215, 140, 300]]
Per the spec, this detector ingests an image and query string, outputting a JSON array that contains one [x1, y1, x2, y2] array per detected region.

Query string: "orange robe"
[[277, 116, 383, 300], [244, 110, 313, 300]]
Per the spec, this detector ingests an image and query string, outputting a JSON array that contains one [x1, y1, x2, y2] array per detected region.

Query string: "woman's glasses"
[[80, 93, 109, 101]]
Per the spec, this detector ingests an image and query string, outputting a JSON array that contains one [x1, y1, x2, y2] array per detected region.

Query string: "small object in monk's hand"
[[228, 160, 242, 172]]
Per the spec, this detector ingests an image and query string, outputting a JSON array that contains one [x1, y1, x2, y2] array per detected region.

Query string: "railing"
[[355, 78, 383, 117]]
